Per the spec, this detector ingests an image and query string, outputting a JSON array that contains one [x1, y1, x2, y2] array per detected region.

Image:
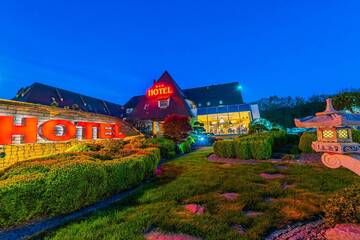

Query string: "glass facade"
[[197, 111, 251, 135]]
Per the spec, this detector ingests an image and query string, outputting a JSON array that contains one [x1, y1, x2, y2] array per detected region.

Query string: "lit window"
[[198, 103, 202, 107], [158, 99, 170, 109], [337, 129, 349, 139], [323, 130, 334, 138], [219, 100, 223, 105], [207, 101, 211, 106], [126, 108, 133, 114], [144, 104, 149, 110]]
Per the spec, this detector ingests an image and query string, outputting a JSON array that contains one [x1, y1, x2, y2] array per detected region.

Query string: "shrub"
[[0, 147, 160, 228], [163, 114, 192, 142], [353, 129, 360, 143], [145, 137, 176, 159], [65, 143, 92, 153], [249, 140, 272, 160], [289, 144, 300, 154], [179, 136, 195, 154], [234, 141, 251, 160], [298, 132, 317, 153], [213, 141, 235, 158], [324, 183, 360, 227]]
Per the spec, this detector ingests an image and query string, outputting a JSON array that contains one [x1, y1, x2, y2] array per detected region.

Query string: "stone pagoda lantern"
[[295, 98, 360, 176]]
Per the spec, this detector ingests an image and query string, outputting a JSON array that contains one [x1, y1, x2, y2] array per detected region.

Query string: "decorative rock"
[[260, 173, 285, 180], [221, 192, 239, 201], [231, 224, 246, 235], [145, 231, 201, 240], [184, 204, 205, 215], [244, 211, 263, 217], [325, 224, 360, 240], [281, 182, 292, 189]]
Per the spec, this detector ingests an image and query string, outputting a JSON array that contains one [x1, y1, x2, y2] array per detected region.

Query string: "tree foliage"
[[333, 91, 360, 113], [163, 114, 192, 142], [256, 95, 328, 128]]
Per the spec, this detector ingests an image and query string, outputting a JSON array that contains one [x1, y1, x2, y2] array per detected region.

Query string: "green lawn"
[[42, 148, 358, 240]]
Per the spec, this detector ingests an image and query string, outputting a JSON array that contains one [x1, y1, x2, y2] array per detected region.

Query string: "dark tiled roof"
[[183, 82, 244, 107], [124, 82, 244, 110], [124, 95, 143, 109], [13, 82, 124, 117]]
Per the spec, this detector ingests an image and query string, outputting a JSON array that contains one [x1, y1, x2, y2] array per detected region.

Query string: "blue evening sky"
[[0, 1, 359, 104]]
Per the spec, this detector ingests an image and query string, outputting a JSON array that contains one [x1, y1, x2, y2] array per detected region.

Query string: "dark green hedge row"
[[0, 148, 160, 228], [213, 131, 298, 160], [214, 139, 272, 160]]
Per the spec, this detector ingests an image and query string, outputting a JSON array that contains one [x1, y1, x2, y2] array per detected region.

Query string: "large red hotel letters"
[[0, 116, 125, 145]]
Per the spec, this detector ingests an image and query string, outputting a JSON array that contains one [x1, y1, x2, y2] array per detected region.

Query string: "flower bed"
[[0, 140, 160, 229]]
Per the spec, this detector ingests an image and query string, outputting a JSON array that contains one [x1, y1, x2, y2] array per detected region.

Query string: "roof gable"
[[130, 71, 193, 120]]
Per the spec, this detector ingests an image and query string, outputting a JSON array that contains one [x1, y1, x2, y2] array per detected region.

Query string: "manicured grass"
[[43, 148, 358, 240]]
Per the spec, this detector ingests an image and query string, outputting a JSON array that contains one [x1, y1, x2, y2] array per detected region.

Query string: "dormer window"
[[198, 103, 202, 107], [126, 108, 133, 114], [207, 101, 211, 106], [158, 99, 170, 109], [219, 100, 223, 105]]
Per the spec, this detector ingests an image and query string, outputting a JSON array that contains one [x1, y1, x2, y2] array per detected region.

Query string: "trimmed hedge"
[[214, 131, 298, 160], [144, 137, 176, 159], [298, 132, 317, 153], [0, 147, 160, 228], [213, 141, 235, 158], [324, 183, 360, 227], [234, 141, 251, 160], [250, 140, 272, 160]]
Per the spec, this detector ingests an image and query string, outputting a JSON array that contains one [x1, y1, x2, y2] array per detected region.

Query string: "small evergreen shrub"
[[234, 141, 251, 160], [298, 132, 317, 153], [324, 183, 360, 227], [249, 140, 272, 160]]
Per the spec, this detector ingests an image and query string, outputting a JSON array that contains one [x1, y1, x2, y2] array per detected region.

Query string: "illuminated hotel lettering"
[[146, 84, 173, 98], [0, 116, 126, 145]]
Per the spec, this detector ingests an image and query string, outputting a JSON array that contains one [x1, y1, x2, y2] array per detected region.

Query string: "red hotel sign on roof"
[[146, 83, 173, 99], [0, 116, 126, 145]]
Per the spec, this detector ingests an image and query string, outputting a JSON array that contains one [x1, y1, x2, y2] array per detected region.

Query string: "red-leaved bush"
[[163, 114, 192, 142]]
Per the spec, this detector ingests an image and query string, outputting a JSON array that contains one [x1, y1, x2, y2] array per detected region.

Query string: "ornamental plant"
[[298, 132, 317, 153], [163, 114, 192, 143], [324, 183, 360, 226]]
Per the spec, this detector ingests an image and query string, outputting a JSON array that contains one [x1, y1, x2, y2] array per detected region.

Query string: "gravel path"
[[265, 219, 327, 240]]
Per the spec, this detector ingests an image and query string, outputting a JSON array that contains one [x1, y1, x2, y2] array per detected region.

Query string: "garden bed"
[[41, 148, 358, 240], [0, 139, 160, 229]]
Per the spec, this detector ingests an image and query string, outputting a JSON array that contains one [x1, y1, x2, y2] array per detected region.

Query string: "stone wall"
[[0, 99, 141, 170]]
